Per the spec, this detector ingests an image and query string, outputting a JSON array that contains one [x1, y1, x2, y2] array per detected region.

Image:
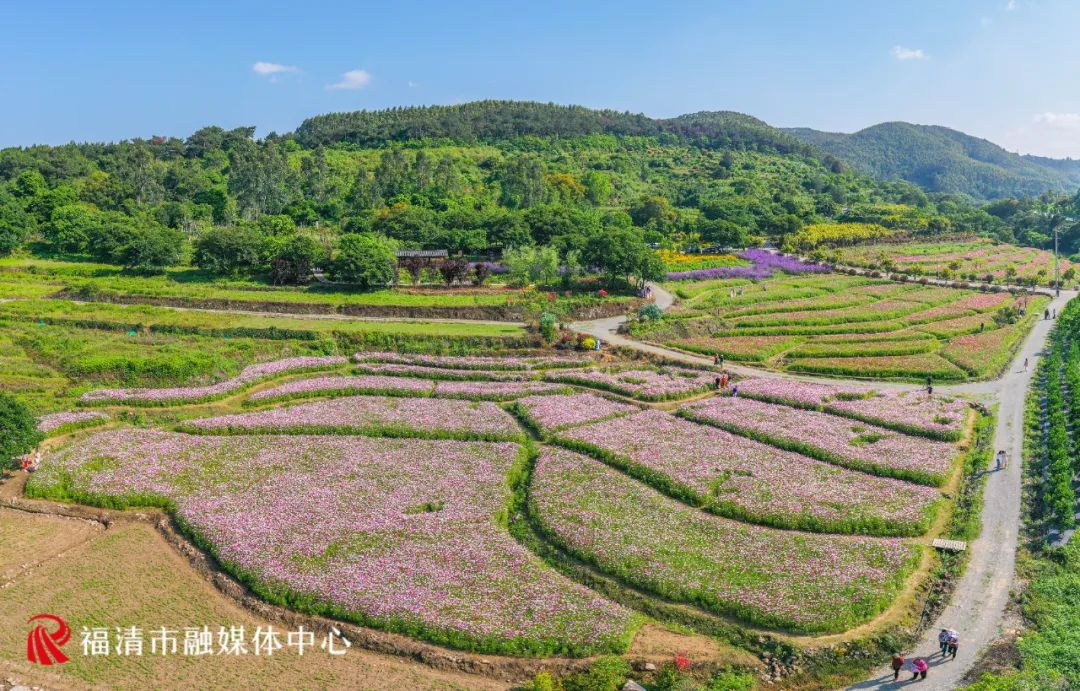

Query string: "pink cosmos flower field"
[[29, 430, 636, 655], [544, 367, 716, 401], [80, 356, 348, 405], [183, 395, 524, 441], [531, 447, 917, 633], [735, 378, 969, 440], [557, 409, 941, 535], [680, 395, 957, 485]]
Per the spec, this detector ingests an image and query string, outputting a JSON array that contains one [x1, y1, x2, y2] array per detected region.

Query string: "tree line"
[[0, 101, 1069, 287]]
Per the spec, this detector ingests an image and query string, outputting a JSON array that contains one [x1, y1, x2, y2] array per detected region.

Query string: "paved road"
[[572, 283, 1076, 690], [845, 289, 1072, 690]]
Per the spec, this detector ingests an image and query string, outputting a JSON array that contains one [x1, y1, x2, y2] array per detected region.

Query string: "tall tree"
[[498, 155, 547, 209], [301, 146, 331, 202]]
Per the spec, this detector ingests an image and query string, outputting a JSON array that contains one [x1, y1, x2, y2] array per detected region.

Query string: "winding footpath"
[[573, 283, 1076, 691]]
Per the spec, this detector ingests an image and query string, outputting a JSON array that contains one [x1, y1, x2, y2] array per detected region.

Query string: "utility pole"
[[1055, 222, 1060, 297]]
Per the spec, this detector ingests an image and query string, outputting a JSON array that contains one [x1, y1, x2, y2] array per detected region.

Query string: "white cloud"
[[407, 80, 418, 88], [327, 69, 372, 90], [1034, 112, 1080, 129], [253, 61, 298, 77], [1001, 113, 1080, 158], [892, 46, 928, 61], [1006, 0, 1016, 10]]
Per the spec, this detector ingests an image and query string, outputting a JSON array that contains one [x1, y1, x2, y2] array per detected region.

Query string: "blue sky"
[[3, 0, 1080, 156]]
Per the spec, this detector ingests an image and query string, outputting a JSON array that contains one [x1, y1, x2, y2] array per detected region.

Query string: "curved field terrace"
[[531, 447, 917, 633], [26, 353, 977, 660], [633, 273, 1047, 381], [679, 395, 959, 486], [554, 409, 941, 536], [28, 430, 637, 656]]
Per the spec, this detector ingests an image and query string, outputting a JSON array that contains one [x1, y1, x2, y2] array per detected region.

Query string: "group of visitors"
[[710, 355, 737, 396], [995, 449, 1009, 471], [889, 629, 960, 683], [937, 628, 960, 660], [1044, 308, 1057, 320], [891, 654, 928, 682], [19, 450, 41, 473]]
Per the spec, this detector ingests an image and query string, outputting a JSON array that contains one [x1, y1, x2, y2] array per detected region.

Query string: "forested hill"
[[1, 99, 1075, 277], [786, 122, 1080, 200], [295, 101, 829, 161]]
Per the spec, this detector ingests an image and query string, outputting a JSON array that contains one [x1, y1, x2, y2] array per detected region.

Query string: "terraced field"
[[0, 256, 635, 319], [23, 352, 979, 658], [630, 273, 1048, 380], [830, 237, 1075, 287]]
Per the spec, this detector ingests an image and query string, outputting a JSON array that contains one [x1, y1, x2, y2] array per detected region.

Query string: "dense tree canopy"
[[329, 233, 397, 288], [0, 392, 42, 470], [0, 100, 1073, 285]]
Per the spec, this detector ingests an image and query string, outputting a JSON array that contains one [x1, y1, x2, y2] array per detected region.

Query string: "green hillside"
[[787, 122, 1080, 200], [0, 101, 1073, 286]]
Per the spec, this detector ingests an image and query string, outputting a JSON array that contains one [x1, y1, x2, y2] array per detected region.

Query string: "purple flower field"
[[531, 447, 918, 633], [666, 248, 830, 281], [354, 351, 593, 371], [247, 375, 564, 402], [354, 362, 532, 381], [681, 396, 958, 486], [514, 393, 639, 432], [34, 347, 967, 645], [80, 356, 349, 405], [544, 368, 716, 401], [432, 380, 566, 399], [557, 410, 940, 535], [735, 378, 969, 441], [37, 410, 109, 433], [249, 375, 435, 401], [29, 430, 637, 655], [183, 396, 524, 441]]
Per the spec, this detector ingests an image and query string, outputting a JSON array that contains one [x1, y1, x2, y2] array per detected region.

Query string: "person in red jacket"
[[910, 657, 928, 681]]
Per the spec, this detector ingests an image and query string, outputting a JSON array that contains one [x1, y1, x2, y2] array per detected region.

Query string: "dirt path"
[[573, 283, 1076, 690]]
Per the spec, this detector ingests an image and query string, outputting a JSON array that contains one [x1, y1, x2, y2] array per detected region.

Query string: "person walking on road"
[[1024, 357, 1029, 371], [909, 657, 928, 681], [937, 628, 950, 655], [731, 384, 739, 398], [890, 653, 905, 682], [947, 631, 959, 660], [926, 375, 933, 396]]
